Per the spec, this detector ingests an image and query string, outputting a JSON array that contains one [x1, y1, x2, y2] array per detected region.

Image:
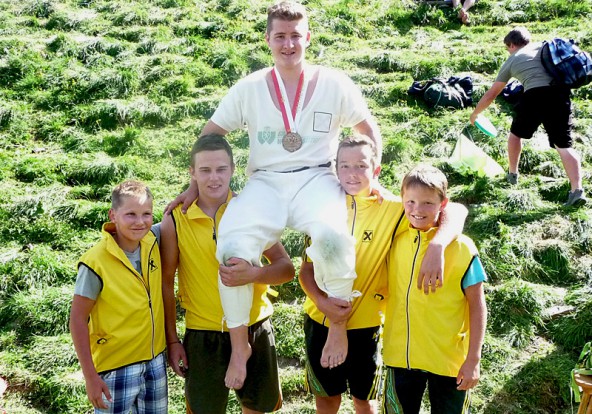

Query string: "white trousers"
[[216, 167, 356, 328]]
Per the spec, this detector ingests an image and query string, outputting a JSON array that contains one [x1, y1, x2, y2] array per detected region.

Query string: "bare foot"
[[459, 8, 470, 24], [320, 321, 347, 369], [225, 326, 252, 390]]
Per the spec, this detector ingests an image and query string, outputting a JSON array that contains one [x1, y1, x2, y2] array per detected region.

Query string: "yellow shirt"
[[304, 192, 408, 329], [383, 226, 479, 377], [172, 192, 273, 331], [78, 223, 166, 373]]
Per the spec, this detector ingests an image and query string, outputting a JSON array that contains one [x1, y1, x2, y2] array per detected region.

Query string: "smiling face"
[[108, 195, 153, 252], [265, 17, 310, 72], [190, 149, 234, 206], [337, 144, 380, 197], [402, 184, 448, 232]]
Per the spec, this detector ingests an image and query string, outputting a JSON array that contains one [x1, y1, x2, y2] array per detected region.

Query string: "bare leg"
[[508, 133, 522, 174], [462, 0, 476, 12], [321, 321, 348, 369], [353, 397, 378, 414], [225, 325, 252, 390], [459, 0, 476, 23], [555, 147, 583, 191], [316, 395, 341, 414]]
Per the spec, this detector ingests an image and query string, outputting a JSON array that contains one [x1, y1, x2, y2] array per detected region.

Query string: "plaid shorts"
[[97, 352, 168, 414]]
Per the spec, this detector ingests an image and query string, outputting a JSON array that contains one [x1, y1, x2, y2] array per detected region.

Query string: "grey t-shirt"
[[74, 224, 161, 300], [495, 42, 554, 91]]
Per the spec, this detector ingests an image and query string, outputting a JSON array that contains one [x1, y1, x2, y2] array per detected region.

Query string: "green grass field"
[[1, 0, 591, 412]]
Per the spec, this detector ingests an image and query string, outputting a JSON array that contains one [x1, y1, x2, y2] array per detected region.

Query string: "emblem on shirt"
[[363, 230, 373, 242], [258, 128, 276, 144]]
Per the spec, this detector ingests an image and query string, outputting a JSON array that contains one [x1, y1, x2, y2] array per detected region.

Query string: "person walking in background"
[[470, 26, 586, 207], [382, 165, 487, 414], [69, 181, 167, 414], [160, 134, 294, 414]]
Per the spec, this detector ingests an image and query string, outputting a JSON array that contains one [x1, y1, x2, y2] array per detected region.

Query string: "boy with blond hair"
[[383, 165, 487, 414], [70, 180, 167, 414]]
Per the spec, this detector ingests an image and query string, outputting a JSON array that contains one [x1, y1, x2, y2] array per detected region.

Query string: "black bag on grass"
[[408, 76, 473, 109], [501, 79, 524, 105]]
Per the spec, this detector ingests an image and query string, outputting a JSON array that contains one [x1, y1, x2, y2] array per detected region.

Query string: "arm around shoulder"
[[353, 117, 382, 161], [417, 201, 468, 293]]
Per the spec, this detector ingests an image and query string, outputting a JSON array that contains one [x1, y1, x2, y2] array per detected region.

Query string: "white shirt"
[[211, 66, 371, 174]]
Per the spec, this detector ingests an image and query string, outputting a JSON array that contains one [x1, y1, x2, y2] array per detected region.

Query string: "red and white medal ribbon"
[[271, 67, 308, 136]]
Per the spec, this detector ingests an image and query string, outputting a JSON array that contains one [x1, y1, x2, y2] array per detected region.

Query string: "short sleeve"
[[462, 256, 487, 290], [495, 56, 514, 84], [210, 82, 247, 132], [151, 223, 161, 245], [74, 265, 102, 300], [336, 71, 372, 128]]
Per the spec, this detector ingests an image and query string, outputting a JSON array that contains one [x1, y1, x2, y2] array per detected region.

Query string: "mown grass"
[[0, 0, 591, 413]]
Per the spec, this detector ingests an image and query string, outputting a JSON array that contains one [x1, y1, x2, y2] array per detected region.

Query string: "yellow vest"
[[383, 227, 478, 377], [78, 223, 166, 373], [172, 193, 273, 331], [304, 193, 408, 329]]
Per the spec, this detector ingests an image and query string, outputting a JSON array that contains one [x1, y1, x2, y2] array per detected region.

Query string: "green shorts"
[[304, 315, 382, 401], [183, 318, 282, 414]]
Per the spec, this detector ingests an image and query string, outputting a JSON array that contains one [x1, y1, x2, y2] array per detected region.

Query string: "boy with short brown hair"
[[69, 180, 167, 414]]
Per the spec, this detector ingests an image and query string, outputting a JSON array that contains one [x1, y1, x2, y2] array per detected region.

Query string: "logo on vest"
[[363, 230, 373, 242], [149, 259, 158, 272]]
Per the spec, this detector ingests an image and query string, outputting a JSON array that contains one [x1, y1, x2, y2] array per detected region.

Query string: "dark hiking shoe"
[[506, 172, 518, 185], [564, 189, 587, 207]]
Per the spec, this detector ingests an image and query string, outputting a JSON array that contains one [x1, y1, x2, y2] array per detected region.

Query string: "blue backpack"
[[541, 38, 592, 89]]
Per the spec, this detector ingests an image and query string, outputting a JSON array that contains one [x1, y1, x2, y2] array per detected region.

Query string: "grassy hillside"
[[1, 0, 591, 412]]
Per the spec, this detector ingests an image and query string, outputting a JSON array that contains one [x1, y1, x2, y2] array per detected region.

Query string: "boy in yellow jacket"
[[69, 180, 167, 414], [382, 165, 487, 414]]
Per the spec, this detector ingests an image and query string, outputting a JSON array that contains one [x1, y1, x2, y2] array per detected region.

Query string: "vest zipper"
[[406, 230, 421, 369], [146, 240, 157, 359], [128, 239, 157, 360]]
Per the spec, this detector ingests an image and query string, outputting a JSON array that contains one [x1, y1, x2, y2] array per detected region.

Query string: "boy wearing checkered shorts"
[[70, 180, 167, 414]]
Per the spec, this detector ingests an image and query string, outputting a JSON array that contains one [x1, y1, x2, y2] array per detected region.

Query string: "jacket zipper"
[[350, 196, 357, 236], [406, 231, 421, 369]]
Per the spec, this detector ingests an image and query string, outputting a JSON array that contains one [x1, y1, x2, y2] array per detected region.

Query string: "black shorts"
[[382, 367, 470, 414], [304, 315, 382, 401], [183, 318, 281, 414], [511, 85, 573, 148]]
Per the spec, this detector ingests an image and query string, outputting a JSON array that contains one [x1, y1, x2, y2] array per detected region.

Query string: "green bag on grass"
[[571, 341, 592, 403]]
